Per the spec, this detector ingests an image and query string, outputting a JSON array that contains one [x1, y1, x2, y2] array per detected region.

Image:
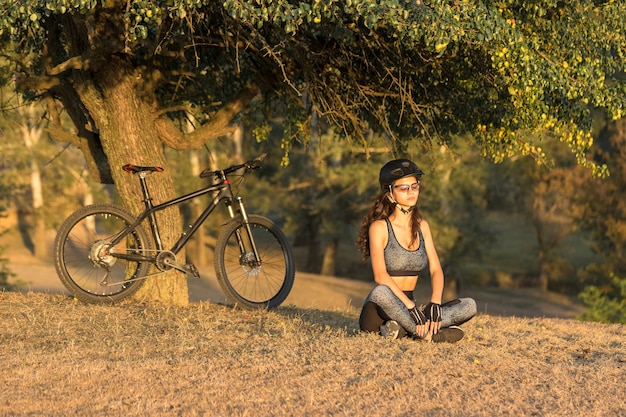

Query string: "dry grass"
[[1, 292, 625, 416]]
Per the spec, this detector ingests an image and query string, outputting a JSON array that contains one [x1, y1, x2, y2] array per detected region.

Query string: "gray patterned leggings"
[[359, 284, 477, 337]]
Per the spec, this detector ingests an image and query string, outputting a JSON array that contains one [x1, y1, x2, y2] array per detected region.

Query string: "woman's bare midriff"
[[392, 275, 419, 292]]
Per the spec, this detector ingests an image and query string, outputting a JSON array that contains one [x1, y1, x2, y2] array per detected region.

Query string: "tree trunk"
[[78, 56, 188, 305], [231, 125, 244, 164], [537, 249, 549, 291], [33, 211, 48, 260], [305, 215, 323, 273], [183, 112, 208, 269], [188, 150, 209, 268], [534, 219, 550, 291], [30, 162, 48, 260], [320, 239, 338, 276], [21, 103, 48, 259]]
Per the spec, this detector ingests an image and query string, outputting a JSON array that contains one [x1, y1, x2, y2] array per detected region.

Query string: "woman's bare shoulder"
[[370, 218, 387, 229], [419, 218, 433, 237], [369, 219, 388, 236]]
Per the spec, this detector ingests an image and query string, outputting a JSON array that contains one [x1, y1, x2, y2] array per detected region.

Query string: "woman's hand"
[[415, 323, 429, 338], [425, 302, 442, 335], [408, 305, 429, 337]]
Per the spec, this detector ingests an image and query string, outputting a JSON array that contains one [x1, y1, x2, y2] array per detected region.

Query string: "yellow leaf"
[[435, 41, 448, 53]]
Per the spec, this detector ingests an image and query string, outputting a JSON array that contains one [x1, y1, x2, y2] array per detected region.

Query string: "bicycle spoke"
[[215, 215, 295, 309], [54, 205, 151, 303]]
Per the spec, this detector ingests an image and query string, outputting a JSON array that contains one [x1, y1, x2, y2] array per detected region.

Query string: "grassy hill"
[[1, 208, 622, 416], [1, 291, 624, 416]]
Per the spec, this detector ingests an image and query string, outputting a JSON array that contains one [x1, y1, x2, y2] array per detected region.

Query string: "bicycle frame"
[[53, 151, 294, 308], [108, 170, 258, 264]]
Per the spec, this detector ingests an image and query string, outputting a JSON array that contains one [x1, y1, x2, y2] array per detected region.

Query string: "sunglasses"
[[392, 182, 420, 193]]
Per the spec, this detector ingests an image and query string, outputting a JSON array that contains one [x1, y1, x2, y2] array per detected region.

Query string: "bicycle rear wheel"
[[54, 204, 151, 303], [214, 214, 295, 309]]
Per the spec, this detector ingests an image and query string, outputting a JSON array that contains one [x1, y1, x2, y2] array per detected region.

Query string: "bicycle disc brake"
[[240, 252, 262, 276]]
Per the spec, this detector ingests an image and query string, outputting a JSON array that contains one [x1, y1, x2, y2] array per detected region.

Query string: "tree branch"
[[44, 125, 83, 146], [49, 55, 91, 75], [14, 73, 60, 92], [155, 82, 261, 150]]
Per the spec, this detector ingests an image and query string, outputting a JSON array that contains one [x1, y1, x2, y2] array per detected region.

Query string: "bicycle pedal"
[[185, 263, 201, 279], [168, 260, 200, 279]]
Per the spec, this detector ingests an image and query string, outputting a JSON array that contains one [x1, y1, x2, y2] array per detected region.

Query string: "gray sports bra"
[[384, 218, 428, 276]]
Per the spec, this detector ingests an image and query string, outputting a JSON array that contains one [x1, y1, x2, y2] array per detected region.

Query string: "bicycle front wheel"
[[215, 214, 295, 309], [54, 204, 152, 303]]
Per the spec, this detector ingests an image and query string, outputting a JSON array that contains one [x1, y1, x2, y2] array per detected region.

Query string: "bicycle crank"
[[156, 251, 201, 279]]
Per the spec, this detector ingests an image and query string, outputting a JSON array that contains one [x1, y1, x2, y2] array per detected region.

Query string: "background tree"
[[255, 129, 388, 277], [17, 102, 48, 259], [0, 0, 623, 304], [424, 139, 490, 297], [486, 140, 590, 291], [530, 163, 588, 291], [576, 117, 626, 323], [0, 161, 13, 290], [0, 218, 14, 290], [0, 87, 101, 258], [0, 100, 16, 288]]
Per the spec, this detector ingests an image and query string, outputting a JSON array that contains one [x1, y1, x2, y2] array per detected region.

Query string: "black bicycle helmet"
[[379, 159, 424, 191]]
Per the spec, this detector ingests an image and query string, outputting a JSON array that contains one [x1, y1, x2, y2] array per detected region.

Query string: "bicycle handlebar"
[[199, 152, 268, 179]]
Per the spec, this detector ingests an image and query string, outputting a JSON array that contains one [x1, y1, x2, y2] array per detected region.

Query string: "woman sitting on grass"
[[357, 159, 476, 342]]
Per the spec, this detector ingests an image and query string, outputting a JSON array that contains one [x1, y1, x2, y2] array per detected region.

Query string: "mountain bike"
[[53, 153, 295, 309]]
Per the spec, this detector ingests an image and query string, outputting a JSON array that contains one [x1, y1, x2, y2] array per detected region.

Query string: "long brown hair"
[[356, 191, 423, 259]]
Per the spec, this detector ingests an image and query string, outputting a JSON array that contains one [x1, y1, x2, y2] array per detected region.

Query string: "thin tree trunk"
[[188, 149, 209, 267], [305, 215, 323, 273], [320, 238, 338, 276], [231, 125, 244, 164], [21, 104, 48, 260], [537, 241, 550, 291]]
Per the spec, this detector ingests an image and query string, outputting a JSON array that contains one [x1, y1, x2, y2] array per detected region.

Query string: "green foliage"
[[0, 0, 624, 175], [578, 271, 626, 324], [244, 123, 494, 278], [220, 0, 625, 174]]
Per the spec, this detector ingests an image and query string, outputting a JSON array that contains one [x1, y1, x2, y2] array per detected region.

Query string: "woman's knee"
[[455, 297, 477, 317], [368, 284, 394, 304], [442, 297, 477, 327]]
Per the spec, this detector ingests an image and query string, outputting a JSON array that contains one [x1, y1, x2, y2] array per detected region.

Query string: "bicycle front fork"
[[228, 197, 262, 266]]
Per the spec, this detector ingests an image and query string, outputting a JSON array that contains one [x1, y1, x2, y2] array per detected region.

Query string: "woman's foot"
[[380, 320, 401, 339], [431, 326, 465, 343]]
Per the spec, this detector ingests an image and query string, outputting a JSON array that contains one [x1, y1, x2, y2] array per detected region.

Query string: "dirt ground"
[[2, 227, 585, 318]]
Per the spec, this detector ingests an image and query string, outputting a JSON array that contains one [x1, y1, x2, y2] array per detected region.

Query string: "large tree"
[[0, 0, 623, 304]]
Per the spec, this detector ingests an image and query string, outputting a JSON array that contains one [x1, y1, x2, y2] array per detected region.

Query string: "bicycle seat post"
[[137, 172, 155, 210], [137, 171, 164, 250]]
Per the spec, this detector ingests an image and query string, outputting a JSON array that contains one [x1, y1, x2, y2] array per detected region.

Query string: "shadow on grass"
[[272, 304, 361, 334]]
